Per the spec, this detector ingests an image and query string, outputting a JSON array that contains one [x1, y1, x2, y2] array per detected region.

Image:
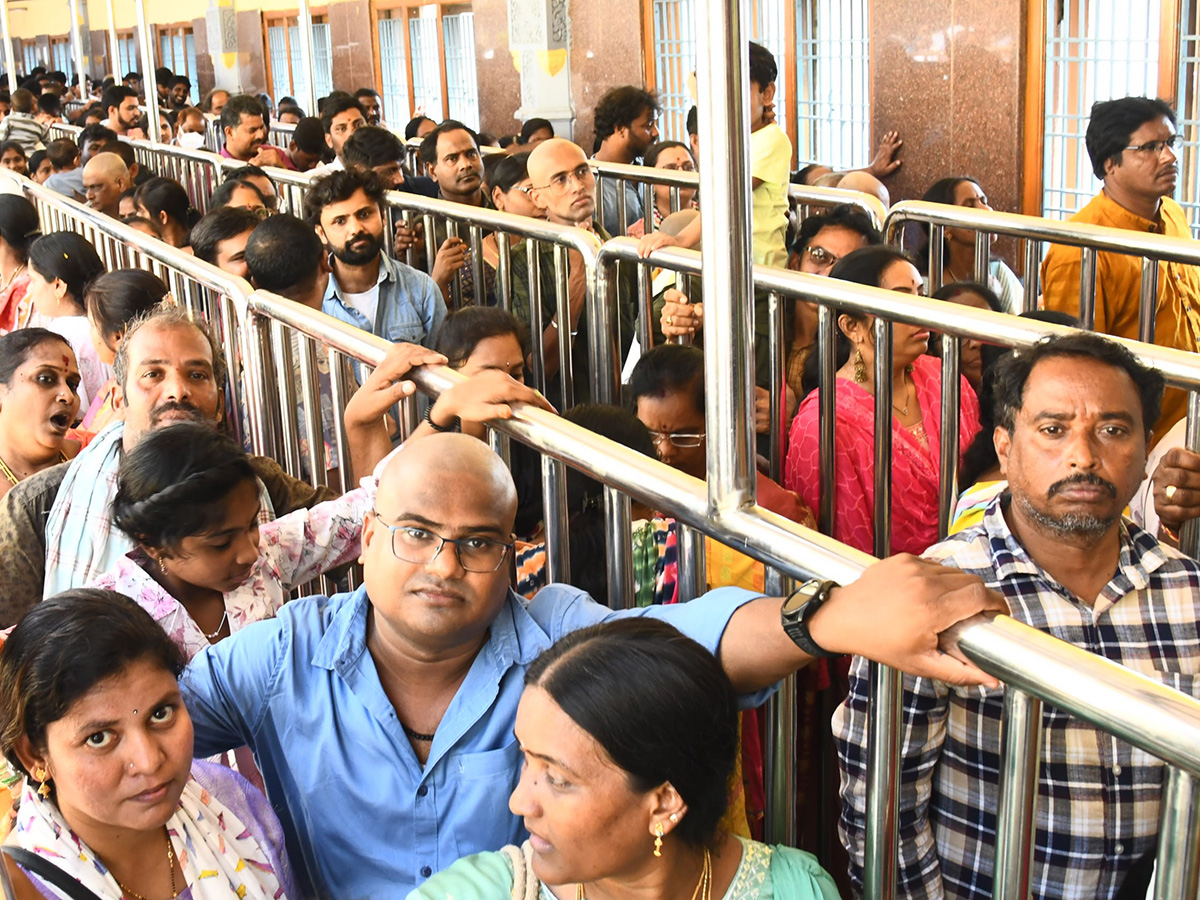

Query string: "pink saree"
[[783, 354, 980, 557]]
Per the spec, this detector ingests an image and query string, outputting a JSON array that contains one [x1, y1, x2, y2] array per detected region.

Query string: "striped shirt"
[[0, 112, 47, 155], [833, 494, 1200, 900]]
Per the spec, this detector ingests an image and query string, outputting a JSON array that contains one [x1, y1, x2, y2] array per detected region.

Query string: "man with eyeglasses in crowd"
[[511, 138, 638, 407], [1041, 96, 1200, 440]]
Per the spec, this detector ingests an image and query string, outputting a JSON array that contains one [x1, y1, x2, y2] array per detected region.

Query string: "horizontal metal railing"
[[126, 138, 223, 214], [885, 199, 1200, 340], [13, 165, 1200, 900]]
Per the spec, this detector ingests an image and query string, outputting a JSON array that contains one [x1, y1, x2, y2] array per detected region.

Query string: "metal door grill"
[[443, 10, 480, 130], [267, 19, 332, 107], [378, 13, 410, 127], [794, 0, 869, 170], [409, 14, 444, 120], [1041, 0, 1161, 221], [268, 25, 290, 102], [751, 0, 787, 136], [1176, 0, 1200, 235], [117, 36, 138, 80], [651, 0, 696, 141]]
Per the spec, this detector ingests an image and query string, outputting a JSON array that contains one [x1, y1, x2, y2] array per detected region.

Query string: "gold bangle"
[[1161, 522, 1181, 543]]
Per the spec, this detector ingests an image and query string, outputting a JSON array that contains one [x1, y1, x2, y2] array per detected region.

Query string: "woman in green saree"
[[407, 617, 840, 900]]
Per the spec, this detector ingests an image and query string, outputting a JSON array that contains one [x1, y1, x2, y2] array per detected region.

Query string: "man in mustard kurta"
[[1041, 97, 1200, 439]]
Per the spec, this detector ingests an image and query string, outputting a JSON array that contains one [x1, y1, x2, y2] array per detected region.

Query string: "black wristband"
[[424, 405, 461, 433]]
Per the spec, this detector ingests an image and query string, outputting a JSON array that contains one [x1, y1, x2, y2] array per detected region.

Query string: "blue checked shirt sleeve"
[[835, 653, 951, 900]]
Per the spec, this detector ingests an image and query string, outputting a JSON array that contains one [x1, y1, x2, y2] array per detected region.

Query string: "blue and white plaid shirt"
[[834, 494, 1200, 900]]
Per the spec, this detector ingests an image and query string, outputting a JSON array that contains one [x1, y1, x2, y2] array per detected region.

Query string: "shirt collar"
[[323, 251, 394, 304], [1095, 189, 1165, 233], [981, 493, 1174, 603]]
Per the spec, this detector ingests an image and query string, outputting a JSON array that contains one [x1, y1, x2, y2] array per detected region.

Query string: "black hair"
[[169, 75, 191, 90], [190, 206, 261, 265], [686, 106, 698, 137], [487, 151, 531, 195], [220, 94, 266, 135], [519, 117, 553, 144], [643, 140, 692, 169], [629, 343, 704, 416], [789, 203, 882, 256], [113, 422, 256, 553], [435, 307, 530, 369], [354, 87, 380, 102], [593, 86, 659, 145], [320, 95, 365, 134], [77, 123, 116, 151], [914, 176, 984, 273], [957, 309, 1082, 487], [102, 84, 137, 115], [342, 125, 404, 170], [244, 213, 323, 296], [404, 115, 434, 141], [417, 119, 477, 171], [28, 232, 105, 312], [97, 140, 135, 170], [27, 150, 47, 175], [133, 176, 201, 233], [930, 280, 1003, 314], [0, 589, 188, 776], [1085, 97, 1177, 180], [210, 178, 266, 211], [83, 270, 169, 350], [748, 41, 778, 90], [798, 244, 915, 396], [0, 194, 41, 258], [0, 327, 71, 386], [36, 92, 60, 117], [0, 141, 25, 161], [154, 66, 173, 87], [525, 617, 738, 847], [121, 215, 163, 236], [277, 103, 305, 121], [498, 134, 517, 149], [992, 331, 1163, 438], [291, 118, 327, 157], [303, 168, 385, 226]]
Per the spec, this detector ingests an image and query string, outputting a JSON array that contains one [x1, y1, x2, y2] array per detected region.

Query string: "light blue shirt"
[[180, 583, 767, 900], [321, 250, 446, 348]]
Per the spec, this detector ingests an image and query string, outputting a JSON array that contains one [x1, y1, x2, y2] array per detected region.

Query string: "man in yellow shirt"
[[1041, 97, 1200, 438]]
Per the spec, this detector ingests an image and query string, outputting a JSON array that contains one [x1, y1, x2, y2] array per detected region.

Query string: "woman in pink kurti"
[[89, 422, 371, 660], [784, 246, 980, 556]]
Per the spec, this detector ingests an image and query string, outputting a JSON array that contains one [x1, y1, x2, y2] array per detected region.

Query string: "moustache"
[[1047, 473, 1117, 499], [149, 401, 205, 426]]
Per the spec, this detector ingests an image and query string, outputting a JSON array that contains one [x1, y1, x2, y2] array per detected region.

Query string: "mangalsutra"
[[575, 847, 711, 900], [112, 827, 178, 900]]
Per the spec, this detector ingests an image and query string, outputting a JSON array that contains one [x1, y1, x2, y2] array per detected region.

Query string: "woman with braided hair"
[[88, 422, 374, 660]]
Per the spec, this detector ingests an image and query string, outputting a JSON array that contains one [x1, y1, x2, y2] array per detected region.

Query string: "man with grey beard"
[[835, 332, 1200, 900]]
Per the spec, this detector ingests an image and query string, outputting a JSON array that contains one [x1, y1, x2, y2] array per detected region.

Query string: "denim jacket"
[[321, 251, 446, 348]]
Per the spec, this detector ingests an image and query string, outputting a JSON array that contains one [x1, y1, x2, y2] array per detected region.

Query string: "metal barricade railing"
[[268, 121, 295, 149], [62, 99, 86, 115], [205, 115, 224, 154], [885, 199, 1200, 340], [126, 139, 223, 214], [13, 164, 1200, 900], [47, 122, 82, 143]]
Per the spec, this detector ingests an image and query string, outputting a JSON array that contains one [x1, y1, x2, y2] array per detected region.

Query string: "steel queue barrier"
[[125, 139, 223, 214], [11, 166, 1200, 898], [885, 199, 1200, 341]]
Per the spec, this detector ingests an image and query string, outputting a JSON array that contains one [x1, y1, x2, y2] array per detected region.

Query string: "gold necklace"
[[892, 373, 912, 417], [0, 449, 71, 486], [0, 263, 24, 293], [575, 848, 711, 900], [112, 827, 178, 900]]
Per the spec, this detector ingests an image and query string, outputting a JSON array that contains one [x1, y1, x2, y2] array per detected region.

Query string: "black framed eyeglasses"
[[372, 512, 513, 572], [1124, 135, 1183, 156]]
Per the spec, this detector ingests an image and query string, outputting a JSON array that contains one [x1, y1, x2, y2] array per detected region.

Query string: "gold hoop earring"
[[853, 349, 867, 384], [33, 767, 51, 798], [652, 821, 664, 858]]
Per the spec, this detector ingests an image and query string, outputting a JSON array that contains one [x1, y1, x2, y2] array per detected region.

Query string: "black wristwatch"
[[423, 405, 461, 433], [780, 579, 840, 658]]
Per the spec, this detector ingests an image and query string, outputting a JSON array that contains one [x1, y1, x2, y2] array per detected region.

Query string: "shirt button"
[[417, 785, 428, 797], [420, 867, 432, 878], [1115, 843, 1125, 855], [1113, 764, 1123, 776]]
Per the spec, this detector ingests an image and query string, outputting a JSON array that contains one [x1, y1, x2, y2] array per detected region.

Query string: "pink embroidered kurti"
[[783, 354, 981, 557], [90, 486, 372, 660]]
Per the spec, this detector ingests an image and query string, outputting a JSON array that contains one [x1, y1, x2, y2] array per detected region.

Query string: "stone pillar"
[[507, 0, 574, 139], [205, 0, 241, 92]]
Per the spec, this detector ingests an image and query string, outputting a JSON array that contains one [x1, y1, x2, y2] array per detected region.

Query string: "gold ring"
[[665, 315, 673, 325], [1166, 484, 1179, 500]]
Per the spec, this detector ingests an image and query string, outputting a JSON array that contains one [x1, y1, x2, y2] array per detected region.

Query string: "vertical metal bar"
[[928, 224, 945, 294], [327, 349, 352, 493], [767, 290, 786, 483], [552, 244, 574, 410], [1153, 768, 1200, 900], [588, 250, 618, 406], [448, 220, 464, 311], [0, 0, 16, 94], [497, 234, 512, 312], [697, 0, 754, 514], [641, 180, 654, 234], [423, 214, 438, 277], [762, 567, 797, 845], [1023, 239, 1040, 313], [297, 337, 326, 488], [675, 523, 706, 602], [542, 455, 570, 584], [1138, 256, 1160, 344], [1078, 247, 1097, 330], [134, 0, 161, 144], [487, 428, 511, 468], [295, 0, 320, 118], [993, 689, 1044, 900], [817, 303, 836, 534], [603, 486, 633, 609], [68, 0, 87, 99], [973, 230, 990, 284], [864, 316, 898, 900], [594, 173, 607, 233], [469, 224, 485, 306], [272, 323, 303, 478], [616, 178, 628, 235], [938, 333, 961, 538], [1181, 391, 1200, 558], [528, 241, 547, 396], [637, 259, 654, 351]]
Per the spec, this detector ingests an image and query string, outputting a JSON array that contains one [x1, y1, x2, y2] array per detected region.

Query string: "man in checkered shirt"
[[834, 331, 1200, 900]]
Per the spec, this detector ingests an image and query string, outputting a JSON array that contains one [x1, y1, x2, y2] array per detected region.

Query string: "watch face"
[[782, 581, 820, 615]]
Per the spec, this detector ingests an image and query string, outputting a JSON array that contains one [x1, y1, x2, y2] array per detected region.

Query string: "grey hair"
[[112, 302, 226, 394]]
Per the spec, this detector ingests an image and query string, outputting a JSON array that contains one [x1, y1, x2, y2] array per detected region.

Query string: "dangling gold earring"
[[33, 767, 50, 798], [652, 821, 664, 858], [853, 348, 867, 384], [158, 557, 168, 576]]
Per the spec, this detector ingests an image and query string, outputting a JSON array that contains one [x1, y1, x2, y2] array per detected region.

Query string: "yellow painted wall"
[[11, 0, 303, 42]]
